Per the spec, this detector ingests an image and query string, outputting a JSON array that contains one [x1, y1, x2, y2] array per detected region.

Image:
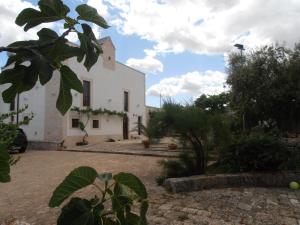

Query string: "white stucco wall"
[[0, 83, 46, 141], [66, 56, 146, 139], [0, 37, 146, 144]]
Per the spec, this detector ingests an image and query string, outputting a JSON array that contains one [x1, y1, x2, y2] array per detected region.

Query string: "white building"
[[0, 37, 146, 147]]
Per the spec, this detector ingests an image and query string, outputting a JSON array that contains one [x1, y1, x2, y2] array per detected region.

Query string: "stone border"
[[164, 172, 300, 193], [27, 141, 60, 151]]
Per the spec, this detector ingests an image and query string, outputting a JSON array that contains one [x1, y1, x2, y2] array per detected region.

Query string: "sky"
[[1, 0, 300, 107]]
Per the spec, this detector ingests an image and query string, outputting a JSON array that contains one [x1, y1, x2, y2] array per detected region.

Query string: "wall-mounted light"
[[136, 104, 140, 108], [108, 98, 112, 103]]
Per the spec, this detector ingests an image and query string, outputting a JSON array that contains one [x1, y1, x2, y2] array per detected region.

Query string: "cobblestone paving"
[[1, 151, 300, 225]]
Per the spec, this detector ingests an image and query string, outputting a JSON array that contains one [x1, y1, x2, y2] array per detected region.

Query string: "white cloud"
[[87, 0, 109, 18], [147, 70, 228, 97], [0, 0, 57, 48], [126, 49, 163, 74], [102, 0, 300, 55], [0, 1, 40, 46]]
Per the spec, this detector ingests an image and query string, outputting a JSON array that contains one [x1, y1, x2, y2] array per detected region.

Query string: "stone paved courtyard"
[[1, 151, 300, 225]]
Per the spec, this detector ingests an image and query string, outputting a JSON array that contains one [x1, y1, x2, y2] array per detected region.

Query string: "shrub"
[[49, 167, 148, 225], [157, 152, 198, 185], [222, 132, 298, 172]]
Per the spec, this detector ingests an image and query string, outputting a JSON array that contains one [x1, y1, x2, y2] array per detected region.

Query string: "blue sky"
[[1, 0, 299, 107]]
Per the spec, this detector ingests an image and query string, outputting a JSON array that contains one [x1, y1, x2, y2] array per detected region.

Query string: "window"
[[92, 120, 99, 128], [124, 91, 129, 112], [72, 118, 79, 128], [83, 80, 91, 107]]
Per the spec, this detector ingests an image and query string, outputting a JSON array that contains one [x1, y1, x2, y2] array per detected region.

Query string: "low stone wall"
[[164, 172, 300, 193], [27, 141, 60, 151]]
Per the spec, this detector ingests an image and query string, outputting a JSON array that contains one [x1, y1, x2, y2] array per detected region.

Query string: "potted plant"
[[142, 140, 150, 148], [132, 122, 156, 149], [168, 143, 178, 150]]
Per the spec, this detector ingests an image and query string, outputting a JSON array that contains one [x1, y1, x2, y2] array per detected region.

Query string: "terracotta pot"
[[142, 140, 150, 148], [168, 143, 178, 150]]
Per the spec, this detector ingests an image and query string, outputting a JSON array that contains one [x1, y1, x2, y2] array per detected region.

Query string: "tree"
[[0, 0, 108, 182], [0, 106, 33, 182], [195, 92, 230, 114], [0, 2, 150, 224], [151, 101, 230, 174], [227, 44, 300, 133], [0, 0, 109, 115]]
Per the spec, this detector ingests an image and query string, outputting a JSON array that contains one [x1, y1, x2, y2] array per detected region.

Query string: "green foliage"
[[71, 107, 125, 144], [0, 143, 11, 183], [0, 106, 33, 183], [49, 166, 149, 225], [227, 44, 300, 132], [0, 0, 109, 115], [195, 92, 230, 114], [76, 4, 109, 28], [156, 152, 198, 185], [49, 166, 98, 207], [132, 120, 159, 144], [151, 100, 231, 175], [57, 66, 83, 114], [71, 107, 126, 117], [221, 132, 297, 172]]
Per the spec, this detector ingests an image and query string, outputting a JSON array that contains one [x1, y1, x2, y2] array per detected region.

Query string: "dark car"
[[11, 128, 28, 153]]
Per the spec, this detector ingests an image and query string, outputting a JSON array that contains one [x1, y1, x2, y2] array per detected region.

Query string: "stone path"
[[1, 151, 300, 225]]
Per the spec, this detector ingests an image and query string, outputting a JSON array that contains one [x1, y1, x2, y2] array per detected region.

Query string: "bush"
[[222, 132, 299, 172], [157, 152, 198, 185]]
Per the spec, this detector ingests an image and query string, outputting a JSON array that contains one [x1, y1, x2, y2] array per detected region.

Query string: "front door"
[[138, 116, 142, 135], [123, 115, 129, 139]]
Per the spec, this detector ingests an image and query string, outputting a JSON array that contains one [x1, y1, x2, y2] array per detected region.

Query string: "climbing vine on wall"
[[71, 107, 126, 145], [71, 106, 126, 117]]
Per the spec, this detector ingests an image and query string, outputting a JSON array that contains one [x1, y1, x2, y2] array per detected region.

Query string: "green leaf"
[[49, 166, 97, 207], [2, 86, 18, 104], [15, 0, 69, 31], [38, 0, 70, 17], [8, 40, 38, 48], [139, 201, 148, 225], [60, 66, 83, 93], [30, 49, 54, 85], [56, 66, 83, 114], [56, 77, 72, 115], [44, 41, 83, 63], [0, 65, 38, 103], [15, 8, 60, 31], [98, 173, 112, 182], [76, 4, 109, 28], [0, 144, 11, 183], [126, 212, 140, 225], [57, 197, 101, 225], [77, 32, 99, 71], [81, 24, 103, 55], [113, 173, 148, 199], [37, 28, 59, 42]]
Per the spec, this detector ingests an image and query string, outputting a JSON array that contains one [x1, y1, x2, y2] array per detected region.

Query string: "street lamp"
[[234, 43, 246, 130], [234, 43, 245, 55]]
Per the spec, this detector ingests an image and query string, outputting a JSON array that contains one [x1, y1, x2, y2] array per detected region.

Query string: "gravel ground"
[[1, 150, 300, 225]]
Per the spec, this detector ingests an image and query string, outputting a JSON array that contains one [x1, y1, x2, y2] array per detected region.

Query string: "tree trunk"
[[82, 130, 88, 143], [187, 131, 206, 174]]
